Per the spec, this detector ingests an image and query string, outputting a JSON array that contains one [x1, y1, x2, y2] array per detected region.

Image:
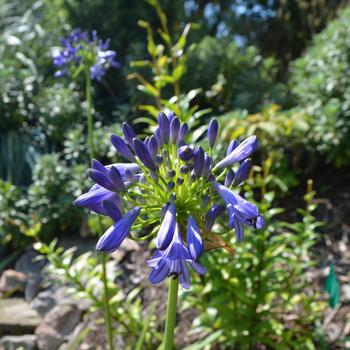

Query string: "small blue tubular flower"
[[170, 117, 180, 144], [111, 135, 136, 162], [148, 136, 158, 160], [214, 182, 264, 240], [193, 146, 205, 177], [148, 224, 206, 289], [208, 118, 218, 148], [216, 135, 257, 169], [157, 203, 176, 249], [96, 207, 141, 253], [90, 64, 106, 81], [186, 216, 204, 259], [226, 139, 239, 156], [202, 154, 213, 178], [133, 138, 158, 171], [89, 169, 117, 192], [224, 169, 235, 187], [205, 204, 225, 232], [109, 166, 126, 191], [233, 159, 252, 186], [102, 198, 122, 221], [178, 146, 193, 161], [75, 184, 120, 215], [158, 112, 170, 144], [178, 123, 189, 145], [122, 122, 137, 146], [155, 127, 164, 148], [167, 111, 176, 122]]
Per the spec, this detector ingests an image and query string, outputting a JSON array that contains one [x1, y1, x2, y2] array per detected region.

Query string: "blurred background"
[[1, 0, 350, 349]]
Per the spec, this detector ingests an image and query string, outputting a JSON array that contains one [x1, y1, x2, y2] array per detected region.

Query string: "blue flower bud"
[[161, 202, 170, 220], [178, 146, 193, 161], [193, 146, 204, 177], [216, 135, 257, 169], [148, 136, 158, 160], [96, 207, 141, 253], [186, 216, 204, 259], [225, 169, 235, 187], [167, 170, 176, 178], [155, 155, 163, 165], [158, 112, 170, 144], [102, 198, 122, 222], [208, 118, 218, 148], [89, 169, 116, 192], [205, 204, 225, 232], [166, 181, 175, 191], [170, 117, 180, 144], [157, 203, 176, 249], [178, 123, 189, 145], [111, 135, 136, 162], [179, 165, 188, 174], [176, 178, 184, 185], [155, 127, 164, 148], [133, 138, 157, 171], [122, 122, 136, 146], [202, 154, 213, 178], [233, 159, 252, 186], [167, 111, 176, 122], [226, 139, 239, 156], [110, 166, 125, 191]]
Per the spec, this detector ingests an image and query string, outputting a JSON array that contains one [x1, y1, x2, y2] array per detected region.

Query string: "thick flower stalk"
[[75, 111, 265, 289], [53, 28, 120, 80]]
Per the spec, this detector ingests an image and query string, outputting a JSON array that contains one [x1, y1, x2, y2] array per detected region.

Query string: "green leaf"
[[182, 330, 223, 350], [325, 265, 340, 308]]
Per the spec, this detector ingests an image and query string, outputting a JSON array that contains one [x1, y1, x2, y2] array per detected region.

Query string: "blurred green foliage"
[[291, 6, 350, 165]]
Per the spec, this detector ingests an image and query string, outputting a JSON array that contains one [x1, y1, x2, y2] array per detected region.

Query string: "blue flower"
[[53, 28, 120, 80], [148, 224, 206, 289], [215, 135, 257, 169], [214, 182, 264, 240], [76, 111, 264, 289], [96, 207, 141, 253]]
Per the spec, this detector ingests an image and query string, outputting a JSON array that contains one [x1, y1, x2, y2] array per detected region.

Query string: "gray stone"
[[0, 270, 27, 296], [0, 335, 37, 350], [35, 303, 82, 350], [15, 249, 46, 276], [0, 298, 41, 334], [25, 274, 43, 301], [31, 290, 57, 317]]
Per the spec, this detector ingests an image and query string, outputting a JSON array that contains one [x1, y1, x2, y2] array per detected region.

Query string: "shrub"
[[290, 6, 350, 165], [184, 36, 287, 113], [27, 154, 86, 239], [0, 180, 29, 253]]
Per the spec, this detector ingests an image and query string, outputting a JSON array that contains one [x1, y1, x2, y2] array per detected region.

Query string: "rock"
[[31, 290, 57, 317], [0, 335, 37, 350], [0, 270, 27, 296], [35, 303, 82, 350], [0, 298, 41, 334], [15, 248, 46, 276], [25, 274, 43, 301]]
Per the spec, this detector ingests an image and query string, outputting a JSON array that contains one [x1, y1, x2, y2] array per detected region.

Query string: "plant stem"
[[101, 253, 115, 350], [163, 276, 179, 350], [85, 69, 95, 161], [85, 69, 114, 350]]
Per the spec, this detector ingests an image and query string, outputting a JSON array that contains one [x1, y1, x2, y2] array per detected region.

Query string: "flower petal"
[[186, 216, 204, 259], [156, 203, 177, 249]]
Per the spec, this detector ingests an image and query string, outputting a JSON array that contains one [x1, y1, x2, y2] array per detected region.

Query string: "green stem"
[[101, 253, 115, 350], [163, 276, 179, 350], [85, 69, 114, 350], [86, 69, 95, 160]]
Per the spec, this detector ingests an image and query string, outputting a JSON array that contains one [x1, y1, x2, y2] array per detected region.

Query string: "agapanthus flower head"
[[75, 111, 265, 288], [53, 28, 120, 80]]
